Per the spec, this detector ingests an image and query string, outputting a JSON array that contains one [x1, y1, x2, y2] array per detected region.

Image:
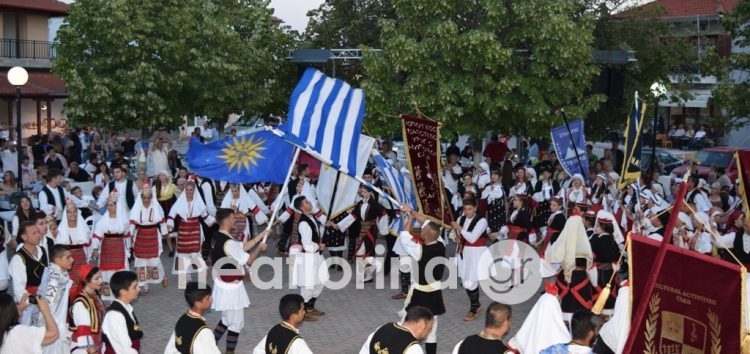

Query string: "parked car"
[[640, 149, 683, 174], [671, 147, 750, 182]]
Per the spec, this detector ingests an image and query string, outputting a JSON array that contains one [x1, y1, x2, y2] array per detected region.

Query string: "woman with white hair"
[[130, 180, 168, 293]]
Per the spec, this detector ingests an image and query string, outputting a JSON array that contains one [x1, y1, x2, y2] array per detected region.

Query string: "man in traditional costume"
[[359, 305, 434, 354], [540, 310, 600, 353], [397, 205, 445, 354], [97, 165, 139, 212], [451, 302, 513, 353], [252, 294, 314, 354], [130, 181, 168, 293], [290, 196, 329, 321], [168, 176, 215, 281], [331, 186, 389, 283], [41, 244, 74, 354], [9, 220, 49, 324], [451, 197, 492, 321], [592, 280, 630, 354], [91, 191, 131, 301], [164, 283, 221, 354], [210, 208, 268, 354], [39, 168, 67, 223]]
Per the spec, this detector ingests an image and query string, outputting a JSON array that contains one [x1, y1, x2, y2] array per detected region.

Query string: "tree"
[[702, 0, 750, 133], [361, 0, 602, 139], [53, 0, 294, 134], [584, 0, 697, 140]]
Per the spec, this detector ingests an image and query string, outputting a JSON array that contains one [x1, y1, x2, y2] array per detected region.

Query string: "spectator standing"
[[67, 162, 91, 182], [150, 135, 171, 179], [483, 134, 508, 169]]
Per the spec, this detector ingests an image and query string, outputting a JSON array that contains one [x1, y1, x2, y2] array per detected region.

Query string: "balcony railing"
[[0, 39, 56, 60]]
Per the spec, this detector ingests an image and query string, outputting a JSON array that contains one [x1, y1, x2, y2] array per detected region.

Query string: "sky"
[[49, 0, 324, 40], [269, 0, 325, 32]]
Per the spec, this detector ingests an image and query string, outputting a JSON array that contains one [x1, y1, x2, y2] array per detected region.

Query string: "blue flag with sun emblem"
[[185, 130, 294, 184]]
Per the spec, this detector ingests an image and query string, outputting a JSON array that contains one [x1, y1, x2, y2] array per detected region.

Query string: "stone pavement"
[[136, 237, 540, 354]]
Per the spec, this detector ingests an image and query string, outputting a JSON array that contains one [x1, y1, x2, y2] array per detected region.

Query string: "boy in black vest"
[[8, 220, 49, 325], [359, 305, 434, 354], [39, 168, 66, 222], [102, 271, 143, 354], [452, 302, 513, 353], [165, 282, 220, 354], [252, 294, 314, 354]]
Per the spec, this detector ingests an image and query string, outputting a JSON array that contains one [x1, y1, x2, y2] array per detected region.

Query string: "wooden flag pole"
[[621, 171, 691, 352], [262, 146, 300, 244]]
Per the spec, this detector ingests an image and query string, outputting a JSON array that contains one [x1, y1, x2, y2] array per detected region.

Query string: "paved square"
[[136, 238, 539, 353]]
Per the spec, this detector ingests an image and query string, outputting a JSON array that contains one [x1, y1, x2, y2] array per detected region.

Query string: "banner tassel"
[[592, 284, 610, 315]]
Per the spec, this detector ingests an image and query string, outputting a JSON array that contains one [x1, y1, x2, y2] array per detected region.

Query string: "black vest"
[[211, 231, 242, 281], [265, 323, 300, 354], [298, 214, 320, 244], [173, 312, 210, 354], [17, 247, 48, 288], [418, 242, 445, 286], [733, 230, 750, 264], [42, 185, 65, 212], [103, 301, 143, 348], [368, 322, 418, 354], [687, 188, 705, 205], [109, 180, 135, 209], [196, 180, 215, 206], [458, 215, 487, 244], [457, 334, 510, 354]]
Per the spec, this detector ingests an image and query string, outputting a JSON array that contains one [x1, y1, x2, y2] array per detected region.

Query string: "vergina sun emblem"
[[219, 135, 267, 173]]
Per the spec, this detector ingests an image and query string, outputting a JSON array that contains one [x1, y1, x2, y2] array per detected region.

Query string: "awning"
[[659, 89, 712, 108], [0, 70, 67, 98]]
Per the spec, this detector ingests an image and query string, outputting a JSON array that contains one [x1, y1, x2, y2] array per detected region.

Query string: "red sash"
[[557, 277, 593, 309], [538, 227, 559, 256], [463, 236, 487, 247], [588, 204, 604, 214], [507, 225, 526, 240], [133, 225, 160, 259], [26, 285, 39, 295], [100, 234, 126, 271], [356, 221, 376, 258], [176, 217, 201, 254], [104, 340, 139, 354]]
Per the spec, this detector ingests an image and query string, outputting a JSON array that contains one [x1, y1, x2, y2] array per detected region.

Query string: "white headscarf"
[[171, 181, 207, 219], [94, 194, 130, 235], [545, 215, 593, 282], [220, 184, 269, 224], [596, 210, 624, 244], [508, 293, 571, 353], [130, 187, 165, 226], [58, 205, 89, 245], [599, 284, 631, 354]]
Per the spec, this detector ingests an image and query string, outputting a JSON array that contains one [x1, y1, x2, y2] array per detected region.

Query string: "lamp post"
[[7, 66, 28, 191], [649, 81, 666, 177]]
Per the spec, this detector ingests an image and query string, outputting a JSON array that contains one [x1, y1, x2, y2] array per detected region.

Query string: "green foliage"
[[53, 0, 295, 133], [702, 0, 750, 132], [582, 1, 697, 140], [361, 0, 602, 138]]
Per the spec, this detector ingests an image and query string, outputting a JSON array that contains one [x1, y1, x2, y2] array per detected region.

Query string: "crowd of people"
[[0, 126, 746, 354]]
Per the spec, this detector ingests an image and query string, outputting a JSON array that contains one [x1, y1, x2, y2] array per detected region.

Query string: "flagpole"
[[622, 171, 690, 353], [262, 146, 301, 244], [560, 109, 588, 181], [270, 128, 402, 207]]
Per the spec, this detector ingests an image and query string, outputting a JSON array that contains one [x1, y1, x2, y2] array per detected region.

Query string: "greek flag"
[[279, 67, 365, 175], [373, 153, 417, 209]]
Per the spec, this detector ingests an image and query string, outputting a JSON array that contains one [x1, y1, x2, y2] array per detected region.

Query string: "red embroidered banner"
[[629, 235, 745, 354], [401, 114, 452, 224]]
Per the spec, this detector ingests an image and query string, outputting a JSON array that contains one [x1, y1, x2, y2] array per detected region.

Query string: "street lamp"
[[8, 66, 28, 190], [649, 81, 667, 176]]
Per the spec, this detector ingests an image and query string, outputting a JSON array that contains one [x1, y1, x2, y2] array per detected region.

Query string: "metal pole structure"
[[650, 96, 658, 179], [15, 86, 22, 190]]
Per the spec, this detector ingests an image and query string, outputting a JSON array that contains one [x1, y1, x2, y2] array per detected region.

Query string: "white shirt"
[[200, 181, 217, 216], [102, 300, 139, 354], [163, 313, 220, 354], [0, 325, 46, 354], [359, 325, 424, 354], [252, 323, 313, 354], [0, 149, 18, 176], [97, 179, 138, 209], [38, 184, 67, 218], [9, 245, 45, 302]]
